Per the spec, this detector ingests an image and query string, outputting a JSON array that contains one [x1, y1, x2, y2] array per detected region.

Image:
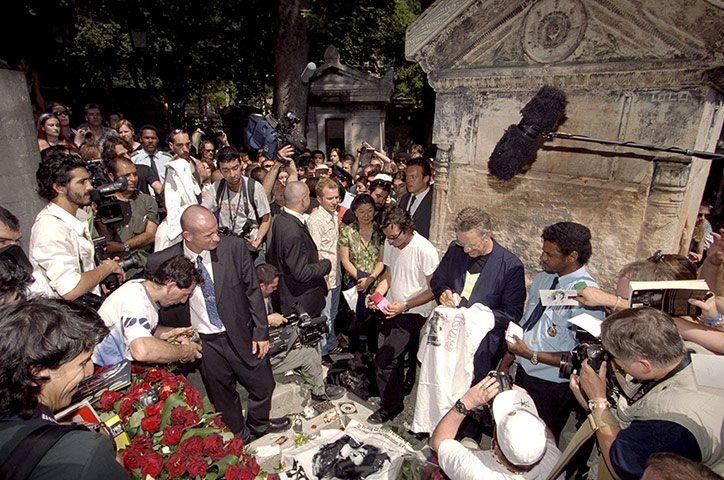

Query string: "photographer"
[[430, 376, 563, 480], [257, 263, 345, 401], [570, 307, 724, 479], [93, 255, 202, 366], [30, 152, 125, 300], [94, 157, 159, 279], [0, 297, 129, 478], [202, 146, 272, 263]]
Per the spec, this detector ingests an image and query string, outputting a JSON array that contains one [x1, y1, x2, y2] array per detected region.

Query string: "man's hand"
[[218, 130, 229, 146], [505, 335, 532, 358], [575, 286, 617, 308], [268, 313, 287, 328], [278, 144, 295, 163], [248, 237, 262, 249], [706, 232, 724, 266], [356, 276, 375, 292], [103, 258, 126, 283], [688, 294, 719, 321], [252, 340, 270, 359], [579, 359, 609, 402], [439, 289, 461, 307], [157, 326, 193, 341], [460, 375, 499, 410], [179, 340, 202, 363], [383, 300, 406, 318], [569, 372, 589, 409]]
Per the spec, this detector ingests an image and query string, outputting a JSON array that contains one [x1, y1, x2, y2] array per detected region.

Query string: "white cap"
[[492, 390, 547, 466], [315, 163, 330, 171], [372, 173, 392, 183]]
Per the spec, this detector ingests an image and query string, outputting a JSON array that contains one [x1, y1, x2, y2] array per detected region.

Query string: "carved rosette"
[[522, 0, 587, 64]]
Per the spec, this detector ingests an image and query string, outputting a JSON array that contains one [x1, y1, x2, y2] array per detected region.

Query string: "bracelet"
[[613, 296, 622, 310], [700, 312, 724, 325], [587, 399, 609, 411]]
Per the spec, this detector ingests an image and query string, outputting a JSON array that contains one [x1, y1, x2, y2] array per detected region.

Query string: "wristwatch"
[[530, 351, 539, 365], [123, 241, 130, 252], [453, 399, 471, 415], [403, 300, 410, 312]]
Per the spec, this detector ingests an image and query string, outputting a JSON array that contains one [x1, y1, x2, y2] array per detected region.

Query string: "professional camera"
[[268, 304, 329, 358], [218, 222, 252, 240], [92, 237, 143, 292], [559, 342, 610, 378], [468, 370, 513, 424], [87, 160, 128, 225], [246, 111, 307, 163]]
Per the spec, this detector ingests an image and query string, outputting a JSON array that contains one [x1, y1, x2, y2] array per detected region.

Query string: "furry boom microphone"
[[488, 85, 724, 181], [488, 85, 568, 181]]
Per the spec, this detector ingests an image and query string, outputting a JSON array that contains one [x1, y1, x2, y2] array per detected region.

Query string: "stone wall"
[[0, 70, 45, 250]]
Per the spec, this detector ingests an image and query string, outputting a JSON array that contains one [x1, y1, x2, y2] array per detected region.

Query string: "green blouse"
[[339, 220, 384, 289]]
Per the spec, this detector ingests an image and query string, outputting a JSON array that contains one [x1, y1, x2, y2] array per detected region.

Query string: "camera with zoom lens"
[[87, 160, 128, 226], [93, 237, 143, 292], [218, 222, 253, 240], [559, 342, 609, 378], [468, 370, 512, 423], [268, 303, 329, 358]]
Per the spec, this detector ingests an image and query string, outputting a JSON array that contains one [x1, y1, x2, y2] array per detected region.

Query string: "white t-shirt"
[[201, 177, 270, 240], [412, 304, 494, 433], [383, 232, 439, 317], [96, 280, 159, 361], [437, 438, 563, 480]]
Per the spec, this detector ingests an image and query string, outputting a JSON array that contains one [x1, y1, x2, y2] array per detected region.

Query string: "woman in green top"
[[340, 194, 385, 352]]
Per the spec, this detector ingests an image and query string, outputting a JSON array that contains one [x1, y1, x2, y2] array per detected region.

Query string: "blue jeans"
[[320, 286, 341, 355]]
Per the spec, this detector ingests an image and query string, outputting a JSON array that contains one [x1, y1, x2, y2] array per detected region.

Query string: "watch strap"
[[454, 399, 471, 415]]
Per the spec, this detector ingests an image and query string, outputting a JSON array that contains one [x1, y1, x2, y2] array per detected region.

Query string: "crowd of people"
[[0, 101, 723, 480]]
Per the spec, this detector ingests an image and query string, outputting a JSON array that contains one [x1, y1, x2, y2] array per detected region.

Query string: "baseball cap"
[[315, 163, 330, 171], [492, 390, 547, 466]]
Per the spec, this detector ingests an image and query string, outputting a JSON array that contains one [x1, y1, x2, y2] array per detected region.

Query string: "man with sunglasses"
[[366, 206, 439, 424]]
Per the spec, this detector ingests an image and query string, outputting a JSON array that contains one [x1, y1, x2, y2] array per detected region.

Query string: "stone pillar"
[[430, 143, 451, 247]]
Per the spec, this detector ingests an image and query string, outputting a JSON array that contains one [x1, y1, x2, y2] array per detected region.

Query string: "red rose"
[[98, 390, 124, 412], [162, 425, 184, 446], [203, 433, 227, 460], [130, 434, 153, 451], [162, 374, 180, 392], [158, 385, 175, 400], [248, 457, 260, 476], [131, 363, 145, 374], [140, 450, 164, 477], [183, 384, 203, 409], [183, 409, 200, 427], [141, 414, 162, 434], [209, 415, 230, 432], [144, 367, 165, 383], [178, 435, 204, 456], [122, 447, 142, 469], [170, 406, 188, 426], [117, 397, 135, 421], [226, 436, 245, 457], [145, 399, 164, 417], [267, 474, 280, 480], [225, 464, 253, 480], [187, 455, 208, 478], [164, 452, 187, 478]]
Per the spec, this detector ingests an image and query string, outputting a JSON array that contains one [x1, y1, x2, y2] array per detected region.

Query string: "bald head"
[[181, 205, 216, 233], [284, 181, 310, 213]]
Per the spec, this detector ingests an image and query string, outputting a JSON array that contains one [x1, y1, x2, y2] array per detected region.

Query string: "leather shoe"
[[367, 408, 401, 425], [266, 416, 291, 433], [312, 384, 346, 402]]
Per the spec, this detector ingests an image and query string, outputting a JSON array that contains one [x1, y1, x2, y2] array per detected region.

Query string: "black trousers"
[[374, 312, 426, 413], [514, 365, 574, 442], [199, 332, 275, 441]]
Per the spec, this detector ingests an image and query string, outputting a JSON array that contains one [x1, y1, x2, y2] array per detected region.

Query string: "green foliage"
[[304, 0, 424, 104]]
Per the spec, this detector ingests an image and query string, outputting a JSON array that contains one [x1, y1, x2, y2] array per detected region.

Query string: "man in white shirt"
[[30, 153, 124, 300], [307, 177, 343, 358], [367, 206, 439, 424], [131, 125, 172, 183], [93, 255, 203, 366], [431, 378, 563, 480]]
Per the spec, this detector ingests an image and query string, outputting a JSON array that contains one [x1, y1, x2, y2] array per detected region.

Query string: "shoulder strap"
[[0, 422, 87, 480], [245, 178, 260, 222], [214, 179, 227, 221]]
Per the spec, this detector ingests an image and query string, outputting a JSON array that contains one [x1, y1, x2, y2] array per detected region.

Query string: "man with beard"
[[30, 153, 125, 299], [500, 222, 605, 440]]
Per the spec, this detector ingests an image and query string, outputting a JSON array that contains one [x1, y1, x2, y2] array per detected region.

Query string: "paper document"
[[568, 313, 603, 338]]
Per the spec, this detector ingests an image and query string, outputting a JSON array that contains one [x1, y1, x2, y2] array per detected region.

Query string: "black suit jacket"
[[266, 210, 331, 317], [399, 188, 433, 239], [144, 236, 268, 367]]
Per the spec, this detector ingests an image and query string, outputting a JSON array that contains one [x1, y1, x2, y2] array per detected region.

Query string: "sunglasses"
[[385, 231, 403, 241], [53, 110, 69, 116]]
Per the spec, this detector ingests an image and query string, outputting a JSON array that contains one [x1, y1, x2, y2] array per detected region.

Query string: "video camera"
[[87, 160, 127, 225], [246, 112, 307, 163], [268, 304, 329, 358], [92, 237, 142, 292]]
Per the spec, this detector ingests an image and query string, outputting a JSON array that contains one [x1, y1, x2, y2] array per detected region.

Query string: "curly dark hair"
[[0, 297, 108, 418], [148, 255, 201, 289], [541, 222, 592, 265], [101, 135, 132, 164], [36, 152, 87, 201], [0, 257, 33, 302], [379, 205, 415, 234]]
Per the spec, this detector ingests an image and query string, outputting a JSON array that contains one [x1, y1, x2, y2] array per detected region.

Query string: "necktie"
[[408, 195, 417, 213], [524, 276, 559, 331], [196, 255, 224, 328]]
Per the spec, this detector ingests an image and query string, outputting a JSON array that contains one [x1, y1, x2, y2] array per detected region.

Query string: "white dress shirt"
[[183, 242, 225, 334]]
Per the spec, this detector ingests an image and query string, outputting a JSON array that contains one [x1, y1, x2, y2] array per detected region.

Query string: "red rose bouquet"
[[96, 364, 269, 479]]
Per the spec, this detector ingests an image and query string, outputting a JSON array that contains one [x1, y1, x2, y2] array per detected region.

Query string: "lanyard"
[[225, 178, 249, 231]]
